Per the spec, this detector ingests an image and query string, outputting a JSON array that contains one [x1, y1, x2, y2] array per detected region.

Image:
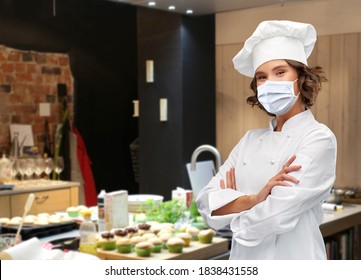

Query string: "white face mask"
[[257, 79, 300, 116]]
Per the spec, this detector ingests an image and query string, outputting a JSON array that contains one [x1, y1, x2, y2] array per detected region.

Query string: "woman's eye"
[[276, 70, 285, 76], [256, 75, 266, 81]]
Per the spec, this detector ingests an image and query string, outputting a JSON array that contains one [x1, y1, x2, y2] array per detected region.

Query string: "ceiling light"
[[148, 1, 156, 6], [186, 9, 193, 14], [168, 5, 175, 11]]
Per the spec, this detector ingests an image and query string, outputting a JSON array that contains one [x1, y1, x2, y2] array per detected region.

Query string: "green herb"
[[189, 199, 200, 218], [141, 199, 187, 223]]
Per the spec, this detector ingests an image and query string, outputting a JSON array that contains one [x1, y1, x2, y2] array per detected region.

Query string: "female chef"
[[196, 20, 337, 259]]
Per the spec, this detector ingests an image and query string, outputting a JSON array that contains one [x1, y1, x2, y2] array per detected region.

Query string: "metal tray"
[[0, 222, 78, 240]]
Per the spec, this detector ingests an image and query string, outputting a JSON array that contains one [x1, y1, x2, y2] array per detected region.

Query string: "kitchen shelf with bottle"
[[0, 179, 79, 217]]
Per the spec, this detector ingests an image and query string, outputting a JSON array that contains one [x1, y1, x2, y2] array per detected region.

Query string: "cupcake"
[[7, 216, 22, 226], [150, 223, 163, 234], [145, 221, 160, 229], [37, 213, 50, 219], [66, 206, 79, 217], [77, 205, 88, 213], [198, 229, 215, 244], [134, 241, 154, 257], [33, 218, 49, 226], [130, 236, 146, 247], [48, 214, 62, 224], [100, 232, 116, 250], [60, 216, 74, 223], [23, 215, 37, 225], [161, 223, 174, 229], [175, 232, 192, 247], [0, 217, 10, 225], [158, 232, 173, 248], [113, 229, 128, 239], [116, 238, 132, 254], [178, 224, 190, 232], [142, 232, 157, 240], [137, 223, 152, 235], [160, 223, 174, 233], [166, 237, 185, 253], [186, 226, 200, 241], [125, 226, 139, 237], [148, 237, 163, 253]]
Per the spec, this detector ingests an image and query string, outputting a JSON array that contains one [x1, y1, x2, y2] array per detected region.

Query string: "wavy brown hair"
[[247, 60, 328, 116]]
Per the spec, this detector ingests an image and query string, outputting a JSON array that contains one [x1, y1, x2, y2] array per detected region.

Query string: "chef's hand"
[[256, 155, 301, 203], [220, 168, 236, 190]]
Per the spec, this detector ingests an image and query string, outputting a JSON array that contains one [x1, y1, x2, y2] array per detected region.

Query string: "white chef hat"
[[233, 20, 317, 77]]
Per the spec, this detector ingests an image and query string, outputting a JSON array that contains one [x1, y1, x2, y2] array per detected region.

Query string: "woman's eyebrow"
[[272, 64, 289, 71], [255, 64, 289, 76], [255, 70, 265, 76]]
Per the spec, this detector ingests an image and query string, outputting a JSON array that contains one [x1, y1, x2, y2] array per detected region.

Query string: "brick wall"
[[0, 44, 74, 156]]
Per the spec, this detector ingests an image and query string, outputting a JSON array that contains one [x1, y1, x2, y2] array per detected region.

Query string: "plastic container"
[[97, 190, 106, 232], [79, 212, 97, 255]]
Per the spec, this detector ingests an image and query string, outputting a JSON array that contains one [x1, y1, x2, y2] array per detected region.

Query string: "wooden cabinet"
[[0, 180, 79, 218], [0, 196, 11, 217], [10, 187, 78, 216]]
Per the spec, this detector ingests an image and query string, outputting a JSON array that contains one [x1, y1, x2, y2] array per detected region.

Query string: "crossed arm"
[[211, 155, 301, 216]]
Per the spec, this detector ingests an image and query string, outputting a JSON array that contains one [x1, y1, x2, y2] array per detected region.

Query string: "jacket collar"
[[269, 110, 316, 133]]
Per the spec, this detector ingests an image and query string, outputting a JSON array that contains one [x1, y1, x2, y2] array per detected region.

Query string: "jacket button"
[[270, 160, 275, 165]]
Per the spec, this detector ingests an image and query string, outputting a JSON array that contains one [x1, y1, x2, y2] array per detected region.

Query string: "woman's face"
[[254, 59, 299, 92]]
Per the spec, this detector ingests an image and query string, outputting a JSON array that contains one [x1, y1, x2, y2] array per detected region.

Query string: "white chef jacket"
[[196, 110, 337, 259]]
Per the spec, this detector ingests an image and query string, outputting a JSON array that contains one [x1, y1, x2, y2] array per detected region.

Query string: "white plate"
[[128, 194, 163, 203], [128, 194, 164, 213]]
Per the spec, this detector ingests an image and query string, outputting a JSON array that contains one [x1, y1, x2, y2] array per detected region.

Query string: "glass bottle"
[[10, 132, 20, 159], [79, 211, 97, 255], [97, 190, 106, 232]]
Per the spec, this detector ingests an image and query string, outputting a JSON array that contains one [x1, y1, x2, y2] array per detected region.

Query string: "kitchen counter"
[[4, 201, 360, 260], [0, 179, 79, 217], [0, 179, 80, 195], [320, 203, 361, 237]]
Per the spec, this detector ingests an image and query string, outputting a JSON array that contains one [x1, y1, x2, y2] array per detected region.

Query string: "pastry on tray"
[[130, 235, 146, 247], [175, 232, 192, 247], [186, 226, 200, 241], [23, 215, 37, 225], [116, 238, 132, 254], [148, 237, 163, 253], [134, 241, 154, 257], [142, 232, 157, 240], [66, 206, 79, 217], [166, 237, 185, 253], [6, 216, 22, 226], [113, 228, 128, 239], [158, 232, 173, 248], [99, 232, 116, 250], [198, 229, 215, 244], [0, 217, 10, 225]]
